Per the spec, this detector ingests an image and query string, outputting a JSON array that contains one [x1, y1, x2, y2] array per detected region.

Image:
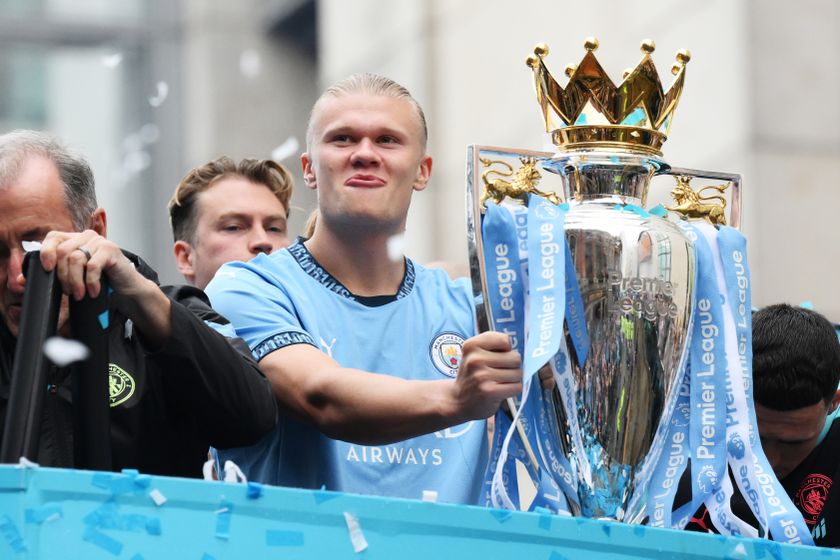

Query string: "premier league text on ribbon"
[[732, 250, 749, 361], [530, 220, 562, 360], [492, 243, 520, 349], [695, 297, 720, 460]]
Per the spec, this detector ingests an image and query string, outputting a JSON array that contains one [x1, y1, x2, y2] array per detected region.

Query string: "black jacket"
[[0, 253, 278, 478]]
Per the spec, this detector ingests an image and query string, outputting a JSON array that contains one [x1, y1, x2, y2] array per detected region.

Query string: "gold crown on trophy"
[[526, 37, 690, 156]]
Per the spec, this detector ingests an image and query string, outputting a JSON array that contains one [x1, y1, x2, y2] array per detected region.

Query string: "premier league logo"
[[672, 404, 690, 428], [727, 434, 746, 460], [533, 199, 559, 220], [696, 465, 720, 495], [430, 332, 466, 378]]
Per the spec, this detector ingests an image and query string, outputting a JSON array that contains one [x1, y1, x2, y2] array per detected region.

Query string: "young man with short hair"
[[751, 304, 839, 546], [206, 74, 523, 503], [686, 304, 840, 546], [169, 156, 293, 289]]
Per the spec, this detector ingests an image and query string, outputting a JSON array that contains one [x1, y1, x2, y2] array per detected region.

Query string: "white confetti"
[[222, 460, 247, 483], [43, 512, 61, 523], [149, 489, 167, 507], [202, 457, 216, 480], [122, 150, 151, 174], [22, 241, 42, 252], [122, 132, 143, 153], [214, 507, 229, 515], [138, 124, 160, 144], [343, 512, 368, 553], [421, 490, 438, 502], [270, 136, 299, 163], [18, 457, 38, 468], [43, 337, 89, 367], [386, 232, 405, 262], [239, 49, 262, 79], [101, 52, 123, 68], [148, 81, 169, 107], [729, 543, 748, 558]]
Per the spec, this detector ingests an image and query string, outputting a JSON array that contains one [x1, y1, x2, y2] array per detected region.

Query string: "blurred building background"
[[2, 0, 838, 317]]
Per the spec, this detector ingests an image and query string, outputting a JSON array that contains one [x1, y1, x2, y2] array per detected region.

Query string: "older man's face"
[[0, 155, 76, 336]]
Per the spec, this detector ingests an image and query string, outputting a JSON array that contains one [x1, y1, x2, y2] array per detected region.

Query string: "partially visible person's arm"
[[155, 285, 278, 448], [38, 230, 278, 447]]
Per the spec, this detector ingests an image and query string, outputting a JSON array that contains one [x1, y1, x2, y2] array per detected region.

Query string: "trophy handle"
[[465, 145, 553, 477], [656, 166, 742, 230], [466, 145, 556, 333]]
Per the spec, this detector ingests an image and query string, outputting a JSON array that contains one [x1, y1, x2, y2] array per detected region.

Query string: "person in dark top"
[[685, 304, 840, 547], [0, 130, 278, 477]]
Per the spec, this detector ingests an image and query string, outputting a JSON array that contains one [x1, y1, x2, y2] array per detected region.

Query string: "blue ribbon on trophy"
[[482, 197, 585, 513], [687, 224, 747, 534], [479, 200, 530, 510], [706, 223, 812, 544], [647, 221, 814, 545], [480, 196, 589, 515]]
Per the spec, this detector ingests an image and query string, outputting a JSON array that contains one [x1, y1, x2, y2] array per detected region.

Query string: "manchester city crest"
[[430, 332, 465, 378], [109, 363, 136, 407]]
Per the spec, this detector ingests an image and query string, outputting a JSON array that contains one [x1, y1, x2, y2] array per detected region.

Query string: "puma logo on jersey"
[[320, 337, 337, 358]]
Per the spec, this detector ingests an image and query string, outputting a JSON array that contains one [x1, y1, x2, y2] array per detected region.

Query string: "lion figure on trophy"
[[479, 156, 561, 208], [667, 175, 729, 225]]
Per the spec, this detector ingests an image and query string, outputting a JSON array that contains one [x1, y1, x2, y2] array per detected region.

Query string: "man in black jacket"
[[0, 130, 278, 477]]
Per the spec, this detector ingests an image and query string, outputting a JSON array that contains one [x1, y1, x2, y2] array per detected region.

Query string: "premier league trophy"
[[469, 38, 741, 523]]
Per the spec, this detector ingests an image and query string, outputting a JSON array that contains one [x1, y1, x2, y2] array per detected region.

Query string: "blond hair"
[[306, 73, 428, 151]]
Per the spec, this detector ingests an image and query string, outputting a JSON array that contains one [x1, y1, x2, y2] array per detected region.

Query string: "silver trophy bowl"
[[543, 151, 694, 521]]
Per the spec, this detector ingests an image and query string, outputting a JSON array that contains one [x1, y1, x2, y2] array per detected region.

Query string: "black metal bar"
[[69, 282, 111, 471], [0, 252, 62, 463]]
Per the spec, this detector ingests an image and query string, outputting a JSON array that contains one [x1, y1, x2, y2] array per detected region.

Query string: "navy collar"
[[287, 238, 415, 307]]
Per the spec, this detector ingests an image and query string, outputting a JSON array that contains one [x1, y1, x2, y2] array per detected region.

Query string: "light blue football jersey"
[[206, 239, 487, 504]]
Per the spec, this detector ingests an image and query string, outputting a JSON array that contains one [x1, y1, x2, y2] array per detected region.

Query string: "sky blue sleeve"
[[205, 260, 317, 360]]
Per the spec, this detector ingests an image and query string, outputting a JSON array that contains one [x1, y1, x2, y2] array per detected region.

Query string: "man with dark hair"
[[0, 130, 277, 477], [751, 304, 839, 546], [169, 156, 293, 289], [206, 73, 523, 504], [685, 304, 840, 547]]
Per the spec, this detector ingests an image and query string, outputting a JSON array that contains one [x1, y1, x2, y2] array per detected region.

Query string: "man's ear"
[[90, 207, 107, 236], [301, 153, 317, 190], [830, 389, 840, 414], [412, 155, 433, 192], [173, 240, 196, 283]]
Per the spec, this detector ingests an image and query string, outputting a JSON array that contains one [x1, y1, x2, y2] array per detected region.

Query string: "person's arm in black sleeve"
[[37, 231, 277, 449], [154, 284, 278, 449]]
